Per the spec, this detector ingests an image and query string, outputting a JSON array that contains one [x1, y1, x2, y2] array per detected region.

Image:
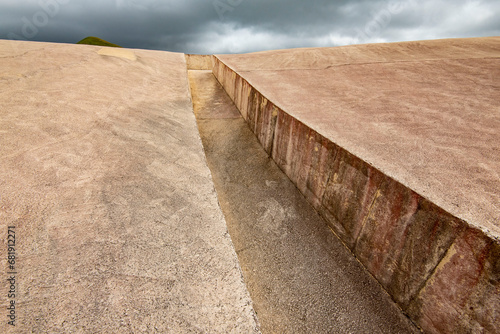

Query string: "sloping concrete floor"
[[0, 40, 259, 333], [189, 69, 420, 333]]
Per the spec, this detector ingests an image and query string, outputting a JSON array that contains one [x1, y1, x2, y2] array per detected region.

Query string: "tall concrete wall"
[[212, 48, 500, 334]]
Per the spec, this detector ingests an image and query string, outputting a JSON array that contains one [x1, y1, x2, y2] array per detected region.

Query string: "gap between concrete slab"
[[188, 69, 420, 334]]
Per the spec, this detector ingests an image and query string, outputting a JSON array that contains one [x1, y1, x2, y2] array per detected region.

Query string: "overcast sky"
[[1, 0, 499, 54]]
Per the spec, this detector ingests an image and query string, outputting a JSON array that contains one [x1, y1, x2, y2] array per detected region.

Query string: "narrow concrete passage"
[[189, 70, 420, 334]]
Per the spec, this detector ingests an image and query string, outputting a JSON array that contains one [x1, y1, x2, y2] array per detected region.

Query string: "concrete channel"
[[188, 68, 420, 333], [209, 38, 500, 334]]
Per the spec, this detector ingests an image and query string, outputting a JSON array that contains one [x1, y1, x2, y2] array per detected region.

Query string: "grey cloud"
[[0, 0, 498, 54]]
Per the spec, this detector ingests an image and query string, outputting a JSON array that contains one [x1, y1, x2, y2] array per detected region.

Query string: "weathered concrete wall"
[[212, 55, 500, 334], [185, 54, 213, 70]]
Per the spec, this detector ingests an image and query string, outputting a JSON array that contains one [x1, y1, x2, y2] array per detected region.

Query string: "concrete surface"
[[189, 69, 420, 334], [0, 40, 259, 333], [212, 37, 500, 334], [1, 36, 498, 334], [215, 37, 500, 238], [185, 54, 213, 70], [189, 69, 240, 120]]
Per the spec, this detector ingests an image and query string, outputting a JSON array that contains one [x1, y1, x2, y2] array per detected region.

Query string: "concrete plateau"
[[1, 36, 499, 334], [213, 37, 500, 334]]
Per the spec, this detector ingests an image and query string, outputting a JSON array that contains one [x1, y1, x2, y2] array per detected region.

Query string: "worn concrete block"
[[304, 135, 338, 210], [240, 79, 251, 121], [288, 121, 317, 195], [271, 110, 319, 195], [320, 149, 385, 249], [291, 129, 338, 210], [253, 97, 277, 155], [234, 75, 244, 114], [247, 85, 260, 133], [212, 57, 223, 83], [408, 228, 500, 334], [236, 80, 337, 207], [355, 180, 466, 308], [388, 200, 466, 309], [271, 108, 294, 177], [281, 122, 338, 211], [213, 57, 236, 102], [216, 59, 337, 210], [229, 70, 237, 102]]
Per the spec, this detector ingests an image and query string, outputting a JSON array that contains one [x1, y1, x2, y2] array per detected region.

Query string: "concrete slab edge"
[[211, 55, 500, 334]]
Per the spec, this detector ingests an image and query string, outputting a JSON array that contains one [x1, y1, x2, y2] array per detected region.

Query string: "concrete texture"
[[215, 37, 500, 238], [0, 40, 259, 333], [212, 37, 500, 334], [189, 69, 420, 334], [185, 54, 213, 70], [189, 70, 241, 120]]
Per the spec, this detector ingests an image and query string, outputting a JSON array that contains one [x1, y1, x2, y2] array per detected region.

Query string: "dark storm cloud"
[[1, 0, 499, 54]]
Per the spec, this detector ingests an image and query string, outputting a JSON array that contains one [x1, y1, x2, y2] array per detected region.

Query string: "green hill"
[[77, 37, 122, 48]]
